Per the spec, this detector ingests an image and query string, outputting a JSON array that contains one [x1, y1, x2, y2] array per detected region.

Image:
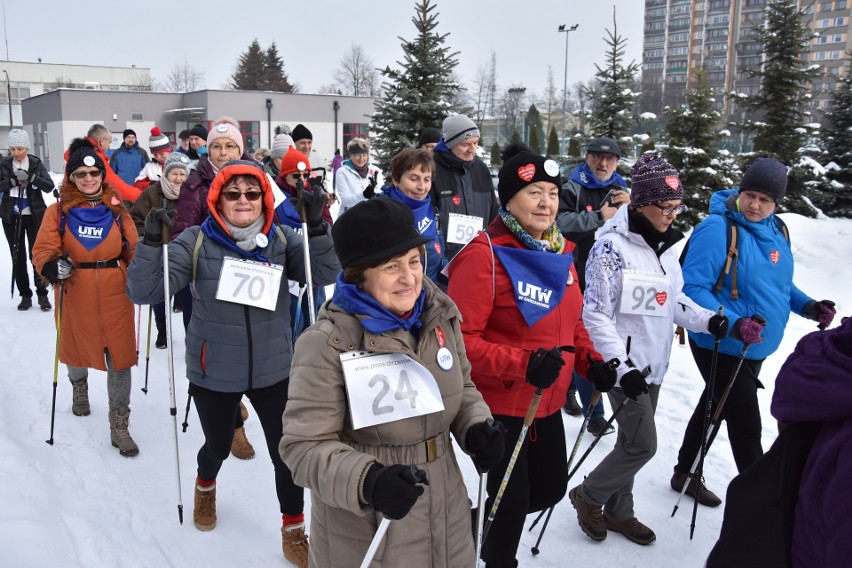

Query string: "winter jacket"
[[32, 183, 138, 371], [447, 217, 599, 419], [129, 180, 178, 237], [770, 317, 852, 567], [280, 278, 491, 567], [172, 153, 257, 240], [133, 161, 164, 190], [583, 204, 714, 385], [0, 153, 54, 225], [334, 159, 383, 212], [109, 143, 149, 186], [273, 174, 334, 225], [126, 165, 340, 393], [556, 170, 628, 289], [430, 146, 498, 261], [683, 189, 812, 360], [62, 138, 141, 203], [381, 187, 446, 283]]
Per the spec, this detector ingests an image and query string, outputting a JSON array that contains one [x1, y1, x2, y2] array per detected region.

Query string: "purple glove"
[[803, 300, 836, 328], [731, 317, 765, 345]]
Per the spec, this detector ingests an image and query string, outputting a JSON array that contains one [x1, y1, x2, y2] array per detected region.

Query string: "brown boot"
[[569, 485, 607, 541], [109, 408, 139, 457], [231, 426, 255, 460], [605, 516, 656, 545], [670, 470, 722, 507], [239, 400, 249, 422], [193, 481, 217, 531], [71, 378, 91, 416], [282, 523, 309, 568]]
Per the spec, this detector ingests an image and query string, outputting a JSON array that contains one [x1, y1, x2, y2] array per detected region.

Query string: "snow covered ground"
[[0, 210, 848, 567]]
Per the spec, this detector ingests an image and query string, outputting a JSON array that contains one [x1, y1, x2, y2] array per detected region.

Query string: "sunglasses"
[[72, 170, 103, 180], [649, 203, 687, 216], [291, 172, 310, 180], [221, 190, 263, 202]]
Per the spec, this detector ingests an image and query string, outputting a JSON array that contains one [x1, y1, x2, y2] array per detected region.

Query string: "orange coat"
[[33, 183, 139, 371], [62, 138, 141, 202]]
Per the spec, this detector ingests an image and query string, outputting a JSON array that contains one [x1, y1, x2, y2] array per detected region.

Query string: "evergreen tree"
[[568, 136, 581, 158], [490, 142, 502, 167], [546, 126, 560, 157], [585, 8, 640, 140], [231, 39, 267, 90], [261, 42, 294, 92], [814, 59, 852, 217], [527, 104, 543, 154], [529, 125, 541, 155], [371, 0, 464, 169], [510, 130, 521, 144]]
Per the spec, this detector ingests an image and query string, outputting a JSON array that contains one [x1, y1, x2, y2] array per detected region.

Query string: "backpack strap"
[[715, 218, 739, 300]]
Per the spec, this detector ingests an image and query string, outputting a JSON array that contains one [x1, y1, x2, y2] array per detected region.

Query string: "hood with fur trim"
[[206, 161, 276, 236]]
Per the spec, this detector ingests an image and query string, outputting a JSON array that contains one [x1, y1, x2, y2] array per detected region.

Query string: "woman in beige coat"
[[281, 198, 503, 567]]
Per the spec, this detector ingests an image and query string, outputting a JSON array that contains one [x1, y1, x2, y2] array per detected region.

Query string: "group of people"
[[4, 109, 839, 568]]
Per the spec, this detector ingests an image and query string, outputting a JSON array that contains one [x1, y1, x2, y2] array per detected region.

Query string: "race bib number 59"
[[340, 351, 445, 430], [446, 213, 483, 245]]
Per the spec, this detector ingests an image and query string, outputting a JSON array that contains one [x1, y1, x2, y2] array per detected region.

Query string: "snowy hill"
[[0, 211, 848, 567]]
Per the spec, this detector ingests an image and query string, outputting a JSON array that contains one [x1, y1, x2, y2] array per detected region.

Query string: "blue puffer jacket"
[[683, 189, 812, 360], [109, 144, 148, 186]]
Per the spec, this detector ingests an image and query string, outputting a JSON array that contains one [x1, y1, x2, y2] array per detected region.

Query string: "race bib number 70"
[[215, 257, 284, 311], [340, 351, 445, 430]]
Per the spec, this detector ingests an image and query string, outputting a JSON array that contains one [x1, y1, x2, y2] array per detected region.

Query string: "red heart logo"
[[770, 250, 779, 264], [517, 164, 535, 182], [433, 242, 441, 254], [655, 291, 668, 306], [665, 176, 680, 190], [452, 195, 461, 206]]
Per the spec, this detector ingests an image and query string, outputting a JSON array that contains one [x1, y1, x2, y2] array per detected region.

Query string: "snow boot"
[[37, 295, 52, 311], [71, 378, 91, 416], [569, 485, 607, 541], [605, 516, 656, 545], [239, 400, 249, 421], [282, 523, 309, 568], [109, 407, 139, 457], [563, 383, 582, 417], [193, 481, 217, 531], [670, 469, 722, 507], [231, 426, 255, 460], [587, 416, 615, 437], [17, 296, 32, 311], [155, 317, 167, 349]]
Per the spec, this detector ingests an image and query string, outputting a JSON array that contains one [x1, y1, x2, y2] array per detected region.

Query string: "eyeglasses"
[[72, 170, 103, 180], [588, 152, 619, 164], [649, 203, 687, 216], [221, 190, 263, 202]]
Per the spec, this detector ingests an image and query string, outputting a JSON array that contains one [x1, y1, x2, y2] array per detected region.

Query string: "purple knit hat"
[[630, 154, 683, 207]]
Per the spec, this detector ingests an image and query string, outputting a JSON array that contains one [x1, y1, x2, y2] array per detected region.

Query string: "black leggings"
[[190, 379, 303, 516], [481, 410, 568, 568], [3, 216, 47, 298], [675, 339, 765, 474]]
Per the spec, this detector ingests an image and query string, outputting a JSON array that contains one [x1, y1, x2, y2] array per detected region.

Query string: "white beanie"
[[270, 134, 294, 159], [7, 129, 30, 149]]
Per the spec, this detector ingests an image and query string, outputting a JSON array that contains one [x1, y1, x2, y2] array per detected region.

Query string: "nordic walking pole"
[[135, 303, 142, 361], [10, 192, 23, 298], [142, 304, 153, 394], [161, 219, 184, 524], [360, 517, 391, 568], [181, 392, 192, 433], [481, 387, 544, 547], [475, 472, 487, 566], [45, 280, 65, 445], [294, 162, 317, 326]]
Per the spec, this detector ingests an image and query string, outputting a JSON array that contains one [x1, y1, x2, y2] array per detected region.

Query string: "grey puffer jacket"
[[280, 278, 492, 567], [126, 221, 339, 392]]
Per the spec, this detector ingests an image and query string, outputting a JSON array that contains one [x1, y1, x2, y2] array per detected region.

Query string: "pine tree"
[[814, 59, 852, 217], [529, 125, 541, 155], [231, 39, 267, 90], [546, 126, 560, 157], [527, 104, 543, 154], [585, 8, 640, 141], [261, 42, 294, 92], [510, 130, 521, 144], [490, 142, 502, 167], [371, 0, 464, 169], [568, 136, 581, 158]]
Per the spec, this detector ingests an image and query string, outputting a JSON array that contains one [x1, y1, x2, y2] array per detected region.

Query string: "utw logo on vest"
[[492, 246, 573, 327], [517, 281, 553, 308], [66, 204, 115, 251], [417, 216, 433, 234], [77, 225, 104, 239]]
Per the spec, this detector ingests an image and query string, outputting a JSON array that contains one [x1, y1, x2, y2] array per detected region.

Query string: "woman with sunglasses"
[[568, 155, 726, 546], [33, 138, 140, 456], [127, 159, 338, 567]]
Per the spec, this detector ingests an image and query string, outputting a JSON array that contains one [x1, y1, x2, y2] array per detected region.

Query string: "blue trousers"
[[574, 371, 605, 419]]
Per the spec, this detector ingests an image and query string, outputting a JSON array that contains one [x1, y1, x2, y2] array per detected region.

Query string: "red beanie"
[[279, 146, 312, 177]]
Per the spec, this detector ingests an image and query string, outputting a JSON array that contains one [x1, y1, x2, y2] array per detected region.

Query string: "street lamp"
[[2, 69, 13, 128], [558, 24, 579, 157], [507, 87, 526, 141], [333, 100, 340, 151], [265, 98, 273, 148]]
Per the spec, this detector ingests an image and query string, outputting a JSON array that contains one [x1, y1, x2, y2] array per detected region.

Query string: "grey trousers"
[[580, 384, 660, 522], [68, 350, 132, 411]]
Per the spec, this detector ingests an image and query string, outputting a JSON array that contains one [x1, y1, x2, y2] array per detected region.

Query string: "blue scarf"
[[384, 187, 438, 241], [331, 272, 426, 335], [570, 162, 626, 190], [200, 217, 277, 263], [67, 204, 115, 251]]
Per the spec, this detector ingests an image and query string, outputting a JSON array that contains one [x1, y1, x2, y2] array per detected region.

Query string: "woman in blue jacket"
[[671, 157, 836, 506]]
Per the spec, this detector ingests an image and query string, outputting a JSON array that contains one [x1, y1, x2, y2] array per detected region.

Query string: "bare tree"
[[157, 61, 207, 93], [539, 66, 558, 134], [500, 84, 527, 137], [470, 64, 492, 124], [333, 44, 380, 96], [128, 73, 153, 92], [44, 76, 76, 90]]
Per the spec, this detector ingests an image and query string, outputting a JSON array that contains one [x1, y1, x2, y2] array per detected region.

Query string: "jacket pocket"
[[200, 340, 207, 376]]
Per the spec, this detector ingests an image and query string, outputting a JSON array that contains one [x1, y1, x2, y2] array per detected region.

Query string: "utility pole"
[[558, 24, 579, 157]]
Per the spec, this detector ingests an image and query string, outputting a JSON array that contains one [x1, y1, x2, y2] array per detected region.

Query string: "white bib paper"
[[619, 270, 671, 318], [340, 351, 445, 430], [446, 213, 483, 245], [215, 257, 284, 311]]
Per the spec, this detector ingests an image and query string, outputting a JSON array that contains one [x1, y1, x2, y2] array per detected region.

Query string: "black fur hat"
[[65, 138, 106, 182]]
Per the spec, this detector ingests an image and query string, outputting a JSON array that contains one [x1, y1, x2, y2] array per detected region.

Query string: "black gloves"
[[619, 369, 649, 400], [362, 172, 378, 199], [802, 299, 836, 328], [731, 316, 766, 345], [143, 208, 176, 246], [297, 186, 327, 237], [465, 418, 507, 473], [525, 347, 565, 389], [363, 463, 429, 520], [586, 358, 619, 393], [40, 257, 74, 285], [707, 314, 730, 340]]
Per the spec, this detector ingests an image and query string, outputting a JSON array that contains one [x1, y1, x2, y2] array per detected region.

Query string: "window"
[[644, 61, 665, 70], [815, 51, 829, 60], [707, 57, 728, 68], [709, 71, 727, 81], [709, 42, 728, 52], [668, 74, 687, 83], [710, 0, 731, 9], [671, 17, 690, 28], [710, 14, 730, 25], [826, 82, 837, 91], [343, 123, 370, 156], [672, 4, 691, 13], [645, 48, 664, 58], [745, 0, 765, 5], [821, 1, 833, 10], [709, 28, 729, 38], [834, 17, 847, 26], [817, 18, 831, 27], [694, 31, 704, 40], [646, 20, 666, 31], [647, 34, 665, 44], [670, 46, 689, 56], [240, 121, 260, 154], [837, 1, 847, 9], [670, 32, 689, 42], [647, 7, 666, 17]]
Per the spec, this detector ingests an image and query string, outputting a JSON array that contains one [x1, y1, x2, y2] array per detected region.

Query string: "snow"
[[639, 112, 657, 120], [796, 155, 827, 176], [718, 130, 731, 137], [1, 202, 849, 567]]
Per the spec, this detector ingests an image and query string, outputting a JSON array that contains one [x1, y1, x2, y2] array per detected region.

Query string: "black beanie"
[[418, 127, 441, 148], [65, 138, 106, 182], [122, 129, 137, 139], [189, 123, 208, 140], [497, 143, 562, 208], [740, 157, 788, 202], [292, 124, 313, 142], [178, 129, 190, 140], [332, 199, 430, 269]]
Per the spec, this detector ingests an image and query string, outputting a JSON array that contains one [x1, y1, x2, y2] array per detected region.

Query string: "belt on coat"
[[76, 257, 121, 269], [417, 432, 448, 463]]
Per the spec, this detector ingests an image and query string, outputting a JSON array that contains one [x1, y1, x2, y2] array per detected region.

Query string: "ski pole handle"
[[523, 388, 544, 427]]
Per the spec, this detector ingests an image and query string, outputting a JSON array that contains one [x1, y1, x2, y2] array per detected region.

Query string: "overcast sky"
[[8, 1, 643, 101]]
